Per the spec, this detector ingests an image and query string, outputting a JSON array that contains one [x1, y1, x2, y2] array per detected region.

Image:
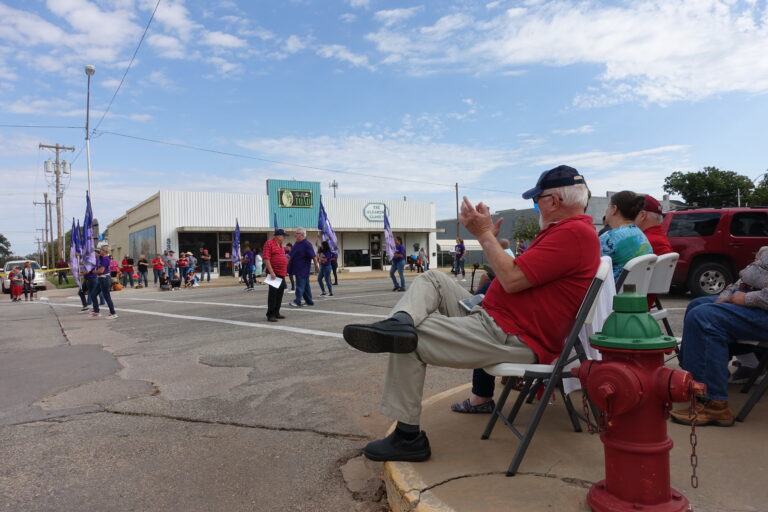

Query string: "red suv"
[[662, 208, 768, 296]]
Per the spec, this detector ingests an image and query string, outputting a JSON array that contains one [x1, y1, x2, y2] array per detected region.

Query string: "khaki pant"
[[381, 270, 535, 425]]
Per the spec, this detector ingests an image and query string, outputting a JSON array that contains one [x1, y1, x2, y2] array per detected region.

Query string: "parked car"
[[662, 208, 768, 296], [1, 260, 47, 293]]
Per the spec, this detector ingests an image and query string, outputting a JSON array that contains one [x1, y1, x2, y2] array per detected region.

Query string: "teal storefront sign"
[[267, 179, 321, 228]]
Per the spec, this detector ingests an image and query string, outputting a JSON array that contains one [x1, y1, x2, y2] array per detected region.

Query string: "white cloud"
[[532, 145, 689, 171], [206, 56, 241, 75], [284, 35, 306, 54], [367, 1, 768, 104], [147, 33, 186, 59], [340, 13, 357, 23], [374, 7, 422, 27], [348, 0, 370, 9], [316, 45, 372, 69], [552, 125, 595, 135], [101, 78, 122, 88], [202, 30, 247, 48], [145, 70, 174, 89], [2, 97, 74, 115], [140, 0, 199, 41]]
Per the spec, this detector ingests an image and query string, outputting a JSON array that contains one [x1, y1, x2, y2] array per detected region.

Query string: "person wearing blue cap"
[[341, 165, 600, 462]]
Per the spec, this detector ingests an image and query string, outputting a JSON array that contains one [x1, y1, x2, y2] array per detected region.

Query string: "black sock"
[[391, 311, 414, 326], [395, 421, 420, 440]]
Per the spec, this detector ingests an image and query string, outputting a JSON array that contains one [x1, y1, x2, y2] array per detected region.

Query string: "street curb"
[[383, 383, 472, 512]]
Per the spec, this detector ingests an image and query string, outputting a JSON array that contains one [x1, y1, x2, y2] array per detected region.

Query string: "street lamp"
[[84, 64, 95, 201]]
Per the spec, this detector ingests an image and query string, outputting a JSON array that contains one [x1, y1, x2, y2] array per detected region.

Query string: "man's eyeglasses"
[[533, 193, 555, 204]]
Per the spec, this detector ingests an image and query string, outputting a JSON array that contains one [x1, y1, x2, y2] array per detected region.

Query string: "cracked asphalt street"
[[0, 277, 475, 511]]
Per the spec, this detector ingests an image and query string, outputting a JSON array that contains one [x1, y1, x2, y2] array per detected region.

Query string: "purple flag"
[[69, 218, 81, 287], [383, 207, 395, 261], [82, 192, 97, 271], [317, 199, 338, 252], [231, 219, 241, 266]]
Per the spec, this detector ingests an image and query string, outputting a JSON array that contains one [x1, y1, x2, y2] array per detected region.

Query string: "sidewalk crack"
[[104, 409, 368, 440], [421, 470, 595, 493]]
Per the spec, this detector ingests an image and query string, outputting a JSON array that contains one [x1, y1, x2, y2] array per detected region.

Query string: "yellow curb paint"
[[383, 383, 472, 512]]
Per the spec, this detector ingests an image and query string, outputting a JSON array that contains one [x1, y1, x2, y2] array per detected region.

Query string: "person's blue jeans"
[[153, 269, 163, 284], [121, 272, 134, 287], [201, 264, 211, 282], [81, 281, 105, 306], [454, 258, 465, 277], [89, 276, 115, 315], [294, 275, 314, 305], [138, 270, 148, 287], [679, 295, 768, 401], [390, 259, 405, 290], [318, 265, 333, 295], [168, 267, 176, 280], [242, 264, 254, 288], [180, 267, 189, 282]]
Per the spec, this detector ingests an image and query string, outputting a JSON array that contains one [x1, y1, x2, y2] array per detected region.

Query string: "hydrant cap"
[[590, 290, 677, 350]]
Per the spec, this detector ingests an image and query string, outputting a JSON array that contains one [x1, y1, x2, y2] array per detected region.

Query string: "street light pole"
[[85, 65, 95, 201]]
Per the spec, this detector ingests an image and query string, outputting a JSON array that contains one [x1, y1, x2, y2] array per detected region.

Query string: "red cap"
[[203, 249, 208, 253], [644, 195, 663, 215]]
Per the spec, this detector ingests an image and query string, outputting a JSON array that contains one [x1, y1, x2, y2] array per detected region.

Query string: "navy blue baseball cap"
[[522, 165, 586, 199], [274, 229, 287, 236]]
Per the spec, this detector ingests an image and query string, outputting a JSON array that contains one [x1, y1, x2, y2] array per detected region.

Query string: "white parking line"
[[44, 302, 345, 338], [115, 297, 388, 318]]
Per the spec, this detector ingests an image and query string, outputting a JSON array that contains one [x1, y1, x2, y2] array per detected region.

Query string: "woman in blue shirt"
[[317, 241, 335, 296], [601, 190, 652, 282]]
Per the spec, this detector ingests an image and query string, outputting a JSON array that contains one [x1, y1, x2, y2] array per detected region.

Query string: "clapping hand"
[[459, 196, 503, 238]]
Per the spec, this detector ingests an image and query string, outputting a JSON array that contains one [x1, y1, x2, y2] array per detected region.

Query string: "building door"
[[370, 233, 382, 270], [218, 232, 234, 277]]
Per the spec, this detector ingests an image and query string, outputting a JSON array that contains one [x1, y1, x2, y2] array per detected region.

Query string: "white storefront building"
[[107, 180, 438, 277]]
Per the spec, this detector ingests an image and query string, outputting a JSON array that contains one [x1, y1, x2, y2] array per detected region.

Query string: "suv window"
[[667, 212, 721, 237], [730, 212, 768, 237], [4, 261, 42, 271]]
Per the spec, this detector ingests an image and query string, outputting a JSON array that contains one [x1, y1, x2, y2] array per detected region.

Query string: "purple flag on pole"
[[82, 192, 97, 271], [383, 207, 395, 261], [231, 219, 241, 266], [69, 218, 81, 287], [317, 199, 338, 252]]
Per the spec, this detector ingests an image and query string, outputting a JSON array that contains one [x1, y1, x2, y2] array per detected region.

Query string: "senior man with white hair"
[[289, 227, 320, 307], [343, 165, 600, 462]]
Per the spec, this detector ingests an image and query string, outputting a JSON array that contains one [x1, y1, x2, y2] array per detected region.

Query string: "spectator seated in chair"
[[170, 274, 182, 290], [341, 165, 599, 462], [670, 245, 768, 427], [185, 269, 200, 288], [159, 273, 171, 291]]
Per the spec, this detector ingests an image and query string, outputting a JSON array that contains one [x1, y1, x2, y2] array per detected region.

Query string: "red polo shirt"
[[643, 224, 673, 256], [482, 215, 600, 364], [262, 238, 287, 276]]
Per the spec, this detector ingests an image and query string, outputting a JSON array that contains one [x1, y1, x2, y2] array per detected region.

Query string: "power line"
[[95, 130, 520, 195], [91, 0, 161, 134], [0, 124, 82, 129]]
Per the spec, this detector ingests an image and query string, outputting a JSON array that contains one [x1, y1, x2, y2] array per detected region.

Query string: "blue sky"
[[1, 0, 768, 256]]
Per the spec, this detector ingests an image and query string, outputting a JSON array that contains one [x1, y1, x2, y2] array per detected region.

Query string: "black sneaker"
[[343, 318, 418, 353], [392, 286, 399, 292], [363, 429, 431, 462]]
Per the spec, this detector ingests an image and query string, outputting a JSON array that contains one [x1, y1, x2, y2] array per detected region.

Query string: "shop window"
[[344, 249, 370, 267]]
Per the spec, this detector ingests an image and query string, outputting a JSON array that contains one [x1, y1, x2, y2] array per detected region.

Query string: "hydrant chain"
[[690, 391, 700, 489]]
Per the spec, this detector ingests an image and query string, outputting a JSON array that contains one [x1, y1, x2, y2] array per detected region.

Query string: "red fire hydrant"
[[571, 289, 706, 512]]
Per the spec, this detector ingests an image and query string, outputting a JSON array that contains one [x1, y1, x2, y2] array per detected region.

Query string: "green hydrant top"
[[589, 286, 677, 350]]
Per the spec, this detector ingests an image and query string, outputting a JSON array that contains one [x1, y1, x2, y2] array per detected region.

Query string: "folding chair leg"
[[559, 384, 582, 433], [506, 379, 535, 426], [740, 352, 768, 394], [481, 377, 516, 440], [506, 377, 560, 476], [736, 374, 768, 422], [655, 298, 675, 337], [525, 380, 542, 404]]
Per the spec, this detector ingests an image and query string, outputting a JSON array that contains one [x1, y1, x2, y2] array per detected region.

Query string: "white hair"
[[295, 228, 306, 236], [551, 183, 590, 209]]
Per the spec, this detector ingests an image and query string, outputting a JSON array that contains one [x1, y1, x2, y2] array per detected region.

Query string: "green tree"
[[512, 216, 540, 244], [663, 166, 754, 207], [0, 233, 11, 266], [748, 172, 768, 206]]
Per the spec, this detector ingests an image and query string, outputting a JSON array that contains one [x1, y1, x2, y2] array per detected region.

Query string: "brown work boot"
[[670, 399, 734, 427]]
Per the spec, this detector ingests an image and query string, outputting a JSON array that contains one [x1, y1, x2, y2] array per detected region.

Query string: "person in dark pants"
[[284, 243, 295, 290], [389, 237, 406, 291], [331, 250, 339, 285], [263, 229, 288, 322], [289, 228, 319, 307], [89, 246, 117, 319], [200, 249, 212, 282], [56, 258, 69, 284]]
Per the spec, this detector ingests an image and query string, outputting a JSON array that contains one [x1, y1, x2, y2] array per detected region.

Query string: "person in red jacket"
[[151, 254, 165, 285], [121, 256, 135, 288], [263, 229, 288, 322], [635, 195, 672, 256]]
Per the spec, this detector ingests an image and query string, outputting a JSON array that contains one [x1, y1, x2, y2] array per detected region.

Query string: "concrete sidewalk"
[[383, 383, 768, 512]]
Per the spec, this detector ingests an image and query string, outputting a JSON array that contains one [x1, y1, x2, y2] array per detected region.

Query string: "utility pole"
[[40, 143, 74, 262], [455, 183, 460, 240], [35, 237, 43, 262], [329, 179, 339, 198], [33, 193, 54, 268]]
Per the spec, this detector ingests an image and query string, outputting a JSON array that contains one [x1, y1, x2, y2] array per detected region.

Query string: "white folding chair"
[[648, 252, 680, 337], [480, 258, 612, 476], [615, 253, 658, 295]]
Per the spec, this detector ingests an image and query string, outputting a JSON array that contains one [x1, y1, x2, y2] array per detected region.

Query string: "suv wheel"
[[688, 262, 732, 297]]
